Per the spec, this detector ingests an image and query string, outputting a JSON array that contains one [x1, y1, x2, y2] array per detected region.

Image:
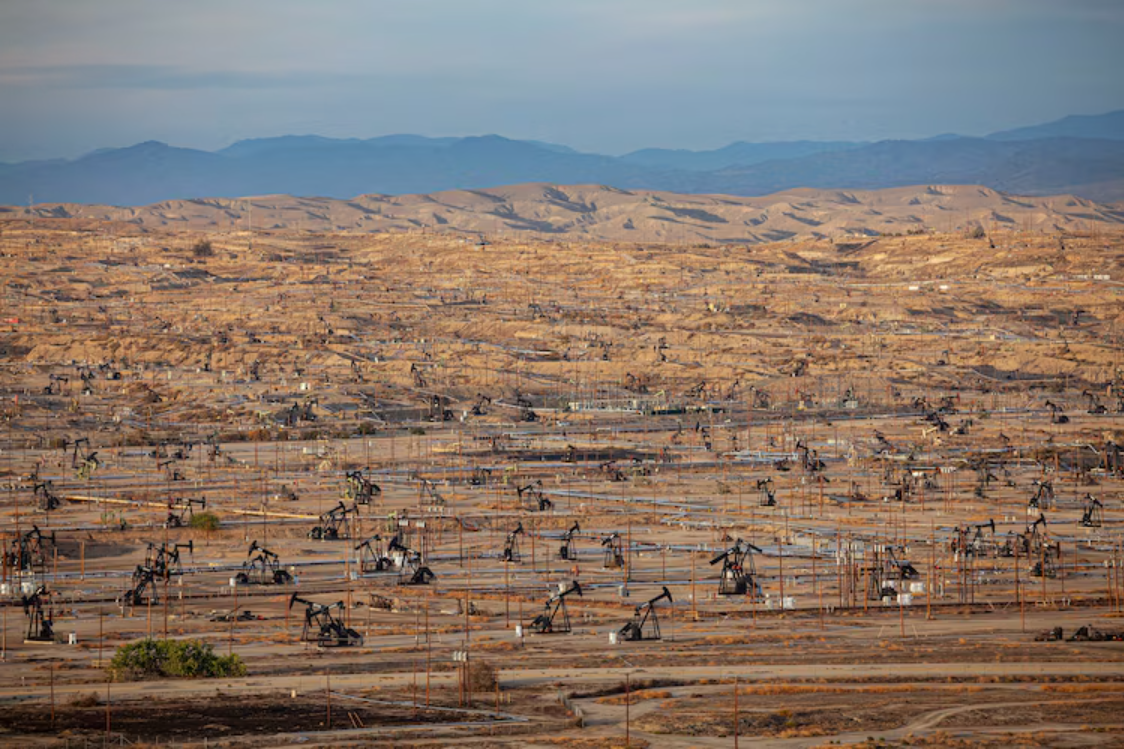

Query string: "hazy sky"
[[1, 0, 1122, 161]]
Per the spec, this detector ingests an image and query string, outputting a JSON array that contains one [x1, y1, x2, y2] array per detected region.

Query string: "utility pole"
[[733, 675, 739, 749], [625, 672, 631, 748]]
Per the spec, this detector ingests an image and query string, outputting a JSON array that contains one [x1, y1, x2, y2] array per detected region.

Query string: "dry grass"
[[595, 689, 673, 705]]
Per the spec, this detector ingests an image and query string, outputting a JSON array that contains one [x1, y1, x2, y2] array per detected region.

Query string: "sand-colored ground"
[[0, 215, 1122, 747], [4, 183, 1124, 245]]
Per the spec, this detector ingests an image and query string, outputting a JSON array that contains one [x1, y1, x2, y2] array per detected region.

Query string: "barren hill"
[[4, 183, 1123, 245]]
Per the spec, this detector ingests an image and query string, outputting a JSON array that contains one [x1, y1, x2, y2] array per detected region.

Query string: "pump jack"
[[34, 481, 60, 511], [146, 540, 193, 578], [21, 585, 56, 643], [601, 533, 625, 569], [345, 470, 381, 505], [5, 525, 56, 573], [796, 440, 825, 472], [43, 374, 68, 396], [1029, 479, 1054, 510], [123, 566, 157, 607], [528, 581, 582, 634], [288, 594, 363, 647], [757, 478, 776, 507], [1003, 514, 1060, 577], [428, 394, 454, 422], [1027, 515, 1061, 578], [158, 459, 185, 482], [710, 539, 762, 596], [71, 437, 99, 480], [1083, 390, 1108, 415], [1081, 494, 1103, 528], [1106, 440, 1122, 476], [165, 497, 206, 528], [205, 432, 222, 462], [559, 522, 580, 561], [388, 535, 436, 585], [123, 540, 193, 605], [235, 540, 292, 585], [951, 519, 998, 558], [600, 461, 626, 482], [1045, 400, 1069, 424], [514, 391, 538, 422], [471, 393, 492, 416], [503, 522, 525, 563], [356, 535, 393, 573], [866, 545, 919, 600], [1003, 514, 1041, 557], [517, 481, 553, 511], [417, 477, 445, 507], [308, 501, 357, 540], [619, 586, 673, 641]]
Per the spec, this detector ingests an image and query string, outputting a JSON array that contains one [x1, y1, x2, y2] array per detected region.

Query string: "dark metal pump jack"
[[5, 525, 56, 573], [710, 539, 762, 597], [288, 594, 363, 647], [355, 535, 393, 573], [619, 586, 672, 641], [601, 532, 625, 569], [388, 535, 436, 585], [528, 580, 582, 634], [165, 497, 205, 528], [34, 480, 61, 512], [22, 585, 56, 643], [235, 540, 293, 585], [503, 522, 524, 563], [866, 545, 919, 600], [517, 481, 553, 512], [344, 470, 381, 505], [559, 522, 580, 561], [951, 518, 998, 558], [308, 501, 358, 540], [1080, 494, 1103, 528]]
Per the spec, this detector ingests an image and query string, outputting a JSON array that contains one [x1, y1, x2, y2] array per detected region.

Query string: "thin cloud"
[[0, 1, 1120, 161], [0, 64, 371, 91]]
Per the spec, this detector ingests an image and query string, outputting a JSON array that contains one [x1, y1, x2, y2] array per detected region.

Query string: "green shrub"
[[188, 511, 221, 531], [109, 638, 246, 681]]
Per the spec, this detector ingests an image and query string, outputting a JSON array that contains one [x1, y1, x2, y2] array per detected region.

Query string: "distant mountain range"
[[1, 110, 1123, 206]]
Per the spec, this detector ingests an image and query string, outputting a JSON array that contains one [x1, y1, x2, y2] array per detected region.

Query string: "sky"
[[1, 0, 1123, 162]]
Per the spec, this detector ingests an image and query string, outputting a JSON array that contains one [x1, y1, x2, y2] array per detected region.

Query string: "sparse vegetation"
[[109, 638, 246, 681], [188, 511, 221, 531]]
